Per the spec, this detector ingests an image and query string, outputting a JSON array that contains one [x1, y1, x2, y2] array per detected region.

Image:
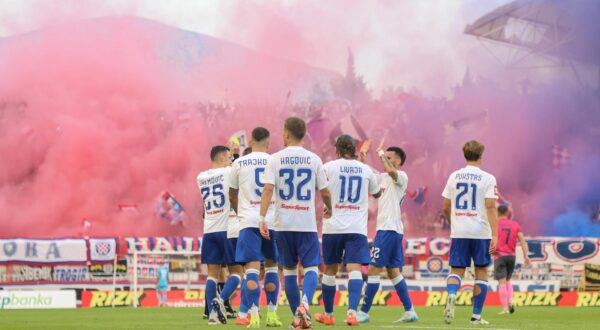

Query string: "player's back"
[[196, 167, 231, 234], [496, 218, 521, 257], [264, 146, 328, 232], [323, 158, 379, 235], [443, 165, 497, 239], [231, 152, 275, 229]]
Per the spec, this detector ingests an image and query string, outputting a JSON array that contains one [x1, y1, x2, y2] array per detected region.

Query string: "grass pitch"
[[1, 306, 598, 329]]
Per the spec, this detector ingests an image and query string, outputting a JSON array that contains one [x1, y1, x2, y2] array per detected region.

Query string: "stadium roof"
[[465, 0, 600, 67]]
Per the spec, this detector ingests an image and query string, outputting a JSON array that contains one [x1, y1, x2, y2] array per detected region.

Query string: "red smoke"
[[1, 2, 598, 239]]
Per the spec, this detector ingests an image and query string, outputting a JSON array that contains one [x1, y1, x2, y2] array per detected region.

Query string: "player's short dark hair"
[[498, 204, 509, 216], [284, 117, 306, 140], [210, 145, 229, 161], [463, 140, 485, 161], [252, 127, 270, 142], [387, 146, 406, 166], [243, 147, 252, 156], [335, 134, 356, 158]]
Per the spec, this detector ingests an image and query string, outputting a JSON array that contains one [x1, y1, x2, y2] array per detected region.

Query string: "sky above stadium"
[[0, 0, 511, 96]]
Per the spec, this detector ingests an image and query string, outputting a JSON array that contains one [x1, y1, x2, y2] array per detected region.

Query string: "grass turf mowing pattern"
[[1, 306, 598, 329]]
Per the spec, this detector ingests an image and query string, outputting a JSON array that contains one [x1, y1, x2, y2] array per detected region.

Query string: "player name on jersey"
[[237, 158, 267, 167], [198, 174, 225, 186], [339, 166, 363, 174], [279, 156, 311, 165]]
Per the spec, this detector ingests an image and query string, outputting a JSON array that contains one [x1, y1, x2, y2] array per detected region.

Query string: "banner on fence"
[[0, 290, 76, 309], [88, 238, 117, 262], [0, 239, 87, 264], [81, 290, 600, 308]]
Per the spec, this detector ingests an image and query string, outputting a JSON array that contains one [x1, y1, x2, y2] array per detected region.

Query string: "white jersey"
[[442, 165, 498, 239], [323, 158, 380, 236], [227, 209, 240, 238], [229, 152, 276, 229], [197, 167, 232, 234], [263, 146, 328, 232], [376, 170, 408, 234]]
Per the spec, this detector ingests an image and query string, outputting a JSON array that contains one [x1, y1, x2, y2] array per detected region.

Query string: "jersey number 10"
[[455, 183, 477, 211], [339, 175, 362, 204]]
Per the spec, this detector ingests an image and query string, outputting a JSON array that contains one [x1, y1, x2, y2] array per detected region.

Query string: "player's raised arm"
[[517, 231, 531, 265], [357, 139, 372, 164], [375, 139, 399, 182], [365, 167, 382, 199]]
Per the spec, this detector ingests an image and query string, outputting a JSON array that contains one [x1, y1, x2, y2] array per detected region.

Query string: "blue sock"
[[473, 280, 488, 317], [348, 271, 363, 313], [206, 277, 217, 313], [220, 274, 241, 301], [321, 274, 336, 314], [447, 274, 461, 295], [245, 270, 261, 309], [360, 276, 380, 314], [392, 275, 413, 311], [239, 277, 249, 314], [264, 268, 280, 309], [284, 271, 300, 315], [302, 267, 318, 305]]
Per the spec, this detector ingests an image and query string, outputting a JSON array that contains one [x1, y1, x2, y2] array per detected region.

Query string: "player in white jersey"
[[442, 140, 498, 325], [229, 127, 282, 328], [259, 117, 332, 329], [313, 135, 381, 326], [197, 145, 243, 325], [357, 140, 418, 324]]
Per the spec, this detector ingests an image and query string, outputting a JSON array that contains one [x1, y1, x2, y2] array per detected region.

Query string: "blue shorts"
[[157, 285, 167, 291], [201, 231, 237, 265], [371, 231, 405, 268], [236, 228, 278, 263], [322, 233, 370, 265], [274, 231, 321, 268], [449, 238, 492, 268]]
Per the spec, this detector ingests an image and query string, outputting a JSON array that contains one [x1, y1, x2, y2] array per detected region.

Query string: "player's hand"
[[489, 236, 498, 254], [375, 138, 385, 155], [359, 139, 372, 154], [323, 206, 332, 219], [259, 221, 270, 240], [228, 141, 241, 155], [524, 256, 531, 266]]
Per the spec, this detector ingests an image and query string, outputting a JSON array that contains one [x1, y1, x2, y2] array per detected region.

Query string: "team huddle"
[[196, 117, 524, 328]]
